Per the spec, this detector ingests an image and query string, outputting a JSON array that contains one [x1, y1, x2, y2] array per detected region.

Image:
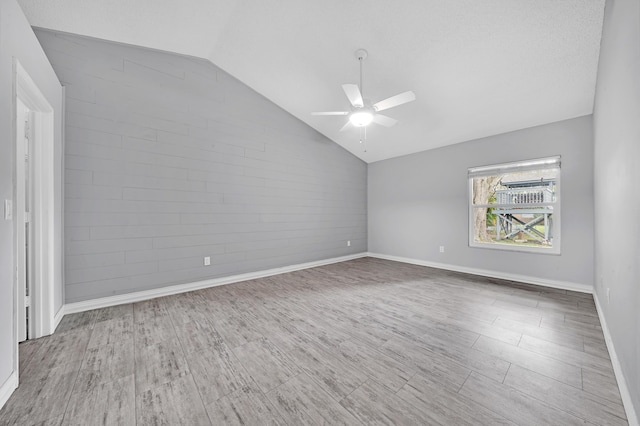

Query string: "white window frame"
[[468, 156, 561, 255]]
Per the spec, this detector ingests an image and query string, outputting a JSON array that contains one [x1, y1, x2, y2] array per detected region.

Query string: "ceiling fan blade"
[[372, 114, 398, 127], [373, 91, 416, 112], [311, 111, 349, 116], [342, 84, 364, 107], [339, 121, 352, 132]]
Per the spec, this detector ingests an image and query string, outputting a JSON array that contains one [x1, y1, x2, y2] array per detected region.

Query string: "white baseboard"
[[53, 305, 65, 332], [370, 251, 638, 424], [593, 293, 639, 426], [0, 371, 18, 412], [56, 250, 638, 424], [64, 252, 368, 314], [367, 252, 592, 294]]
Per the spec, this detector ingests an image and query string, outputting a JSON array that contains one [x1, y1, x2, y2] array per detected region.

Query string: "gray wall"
[[34, 30, 367, 304], [368, 116, 594, 289], [593, 0, 640, 420], [0, 0, 63, 391]]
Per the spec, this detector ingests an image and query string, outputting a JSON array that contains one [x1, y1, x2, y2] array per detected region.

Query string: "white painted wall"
[[0, 0, 63, 403], [593, 0, 640, 422], [368, 116, 594, 290]]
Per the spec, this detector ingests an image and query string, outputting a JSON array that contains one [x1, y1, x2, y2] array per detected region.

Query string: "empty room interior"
[[1, 0, 639, 424]]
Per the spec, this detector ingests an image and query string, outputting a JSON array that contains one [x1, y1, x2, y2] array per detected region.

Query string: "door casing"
[[13, 59, 56, 378]]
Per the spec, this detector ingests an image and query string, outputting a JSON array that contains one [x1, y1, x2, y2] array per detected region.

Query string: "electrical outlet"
[[204, 256, 211, 266], [607, 287, 610, 304], [347, 240, 351, 247], [439, 246, 445, 253]]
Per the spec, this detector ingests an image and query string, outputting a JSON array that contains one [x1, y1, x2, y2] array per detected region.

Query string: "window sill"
[[469, 241, 561, 255]]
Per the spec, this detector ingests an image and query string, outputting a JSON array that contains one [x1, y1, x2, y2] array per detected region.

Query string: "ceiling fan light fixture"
[[350, 110, 374, 127]]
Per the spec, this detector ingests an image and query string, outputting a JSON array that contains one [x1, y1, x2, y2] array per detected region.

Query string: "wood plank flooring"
[[0, 257, 628, 425]]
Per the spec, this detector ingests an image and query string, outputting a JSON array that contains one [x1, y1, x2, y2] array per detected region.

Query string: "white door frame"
[[13, 59, 56, 357], [15, 97, 29, 343]]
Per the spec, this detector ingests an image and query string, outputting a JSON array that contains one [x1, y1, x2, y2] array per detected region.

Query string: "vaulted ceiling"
[[18, 0, 605, 163]]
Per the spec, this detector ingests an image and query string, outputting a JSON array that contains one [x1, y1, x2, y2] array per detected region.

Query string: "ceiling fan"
[[312, 49, 416, 131]]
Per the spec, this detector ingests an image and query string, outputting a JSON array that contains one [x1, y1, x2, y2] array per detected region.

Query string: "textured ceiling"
[[18, 0, 605, 163]]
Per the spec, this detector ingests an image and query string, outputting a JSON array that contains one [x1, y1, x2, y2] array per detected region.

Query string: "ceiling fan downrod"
[[355, 48, 368, 103]]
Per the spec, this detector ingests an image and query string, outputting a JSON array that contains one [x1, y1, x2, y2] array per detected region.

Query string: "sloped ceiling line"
[[18, 0, 605, 163]]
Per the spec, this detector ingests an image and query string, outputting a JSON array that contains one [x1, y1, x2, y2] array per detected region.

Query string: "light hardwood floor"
[[0, 257, 628, 425]]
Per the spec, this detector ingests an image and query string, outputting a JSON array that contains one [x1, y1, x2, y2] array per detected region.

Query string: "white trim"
[[64, 253, 368, 314], [60, 86, 66, 312], [366, 252, 592, 294], [0, 371, 18, 412], [368, 253, 640, 421], [57, 250, 639, 425], [593, 294, 639, 426], [15, 59, 57, 338], [15, 97, 28, 344], [468, 156, 562, 256], [468, 155, 561, 178], [53, 305, 65, 332], [469, 239, 561, 256]]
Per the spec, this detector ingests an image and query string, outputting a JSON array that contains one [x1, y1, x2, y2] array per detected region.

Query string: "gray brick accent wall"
[[35, 30, 367, 303]]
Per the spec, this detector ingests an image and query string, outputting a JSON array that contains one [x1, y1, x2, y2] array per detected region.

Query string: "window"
[[468, 156, 561, 254]]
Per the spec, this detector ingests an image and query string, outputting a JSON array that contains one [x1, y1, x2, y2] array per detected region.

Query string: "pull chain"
[[360, 126, 367, 152]]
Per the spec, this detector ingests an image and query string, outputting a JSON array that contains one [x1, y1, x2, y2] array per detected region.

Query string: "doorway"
[[13, 59, 56, 359]]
